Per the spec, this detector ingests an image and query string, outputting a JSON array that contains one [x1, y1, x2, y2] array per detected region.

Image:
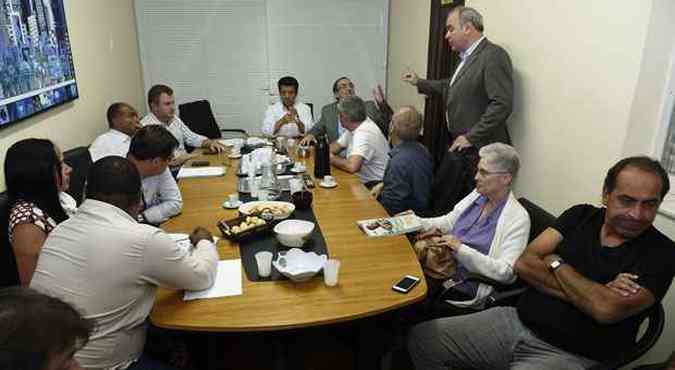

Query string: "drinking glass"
[[324, 259, 341, 287]]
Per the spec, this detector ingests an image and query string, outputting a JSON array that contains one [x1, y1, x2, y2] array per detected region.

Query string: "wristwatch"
[[549, 258, 565, 272]]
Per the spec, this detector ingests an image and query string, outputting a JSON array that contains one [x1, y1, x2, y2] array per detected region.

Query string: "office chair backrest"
[[517, 197, 557, 242], [0, 192, 19, 287], [306, 102, 314, 120], [178, 100, 222, 139], [63, 146, 92, 206]]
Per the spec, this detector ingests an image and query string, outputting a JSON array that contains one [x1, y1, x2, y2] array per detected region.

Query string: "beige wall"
[[386, 0, 430, 113], [0, 0, 144, 190], [386, 0, 675, 364]]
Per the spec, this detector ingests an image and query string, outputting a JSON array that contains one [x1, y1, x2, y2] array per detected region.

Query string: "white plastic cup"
[[228, 193, 239, 204], [249, 177, 259, 199], [255, 251, 273, 278], [323, 259, 341, 287], [289, 178, 304, 194]]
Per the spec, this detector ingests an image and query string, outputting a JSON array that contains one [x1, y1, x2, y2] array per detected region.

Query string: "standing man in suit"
[[300, 77, 392, 146], [402, 6, 513, 153]]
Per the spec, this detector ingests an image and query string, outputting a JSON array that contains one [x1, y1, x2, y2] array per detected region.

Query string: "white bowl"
[[239, 201, 295, 220], [272, 248, 327, 282], [274, 219, 315, 247]]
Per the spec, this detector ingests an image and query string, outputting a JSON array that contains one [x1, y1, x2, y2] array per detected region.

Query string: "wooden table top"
[[150, 148, 427, 332]]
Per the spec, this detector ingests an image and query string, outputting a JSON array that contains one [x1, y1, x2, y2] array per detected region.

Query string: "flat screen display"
[[0, 0, 78, 129]]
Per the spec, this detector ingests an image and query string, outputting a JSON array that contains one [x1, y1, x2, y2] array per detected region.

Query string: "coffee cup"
[[323, 175, 336, 186], [228, 193, 239, 205]]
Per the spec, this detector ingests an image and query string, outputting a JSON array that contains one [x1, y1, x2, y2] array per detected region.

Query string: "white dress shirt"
[[30, 199, 219, 370], [141, 112, 208, 156], [261, 101, 313, 137], [337, 118, 390, 184], [89, 129, 132, 162], [449, 36, 486, 86], [141, 168, 183, 224], [59, 192, 78, 217]]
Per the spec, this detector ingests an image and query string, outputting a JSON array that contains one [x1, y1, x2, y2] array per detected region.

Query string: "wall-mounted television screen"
[[0, 0, 78, 129]]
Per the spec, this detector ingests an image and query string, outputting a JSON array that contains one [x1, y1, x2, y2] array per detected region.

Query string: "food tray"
[[217, 214, 274, 242]]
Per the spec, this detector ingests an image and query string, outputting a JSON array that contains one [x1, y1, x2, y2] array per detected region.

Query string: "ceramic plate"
[[319, 181, 337, 188]]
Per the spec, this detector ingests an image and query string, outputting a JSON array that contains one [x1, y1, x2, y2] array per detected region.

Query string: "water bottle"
[[314, 134, 331, 178], [259, 149, 281, 201], [247, 155, 258, 199]]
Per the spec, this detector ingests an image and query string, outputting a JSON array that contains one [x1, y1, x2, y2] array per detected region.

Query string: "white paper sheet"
[[183, 259, 243, 301], [177, 166, 226, 179]]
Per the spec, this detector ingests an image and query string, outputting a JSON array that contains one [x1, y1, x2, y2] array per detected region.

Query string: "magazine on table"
[[356, 213, 423, 237]]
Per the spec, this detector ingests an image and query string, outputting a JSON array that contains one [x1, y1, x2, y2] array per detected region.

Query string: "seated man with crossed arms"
[[408, 156, 675, 370]]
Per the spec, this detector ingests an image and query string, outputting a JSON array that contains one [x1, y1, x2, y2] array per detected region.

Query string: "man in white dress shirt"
[[127, 125, 183, 224], [329, 96, 390, 188], [89, 102, 142, 162], [141, 84, 225, 167], [261, 76, 313, 137], [31, 156, 218, 370]]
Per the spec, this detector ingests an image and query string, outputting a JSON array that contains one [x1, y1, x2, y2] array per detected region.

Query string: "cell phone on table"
[[392, 275, 420, 294], [191, 160, 210, 167]]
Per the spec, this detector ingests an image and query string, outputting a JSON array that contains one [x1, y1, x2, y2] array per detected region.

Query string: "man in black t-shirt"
[[408, 156, 675, 370]]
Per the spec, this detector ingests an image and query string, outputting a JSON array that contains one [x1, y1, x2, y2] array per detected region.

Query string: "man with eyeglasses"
[[300, 77, 391, 147], [409, 156, 675, 370], [402, 6, 512, 154], [126, 125, 183, 224]]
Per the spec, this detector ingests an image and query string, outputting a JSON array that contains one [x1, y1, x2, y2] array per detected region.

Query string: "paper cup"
[[255, 251, 273, 278]]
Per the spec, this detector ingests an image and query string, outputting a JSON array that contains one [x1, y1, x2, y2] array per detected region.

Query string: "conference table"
[[150, 146, 427, 333]]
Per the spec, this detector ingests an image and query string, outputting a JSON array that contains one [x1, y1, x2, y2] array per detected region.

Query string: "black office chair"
[[590, 303, 666, 370], [0, 192, 20, 288], [306, 102, 314, 121], [63, 146, 92, 206], [178, 100, 247, 140]]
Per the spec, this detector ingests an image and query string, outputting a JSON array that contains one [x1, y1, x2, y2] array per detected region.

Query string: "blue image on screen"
[[0, 0, 79, 129], [0, 105, 9, 125]]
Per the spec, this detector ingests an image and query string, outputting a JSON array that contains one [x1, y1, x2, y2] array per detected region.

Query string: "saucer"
[[228, 153, 242, 159], [222, 200, 243, 209], [319, 181, 337, 188]]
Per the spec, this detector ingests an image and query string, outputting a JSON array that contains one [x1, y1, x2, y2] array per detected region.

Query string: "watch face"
[[550, 260, 561, 270]]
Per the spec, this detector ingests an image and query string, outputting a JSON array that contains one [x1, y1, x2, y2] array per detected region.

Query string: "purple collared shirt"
[[451, 194, 507, 297]]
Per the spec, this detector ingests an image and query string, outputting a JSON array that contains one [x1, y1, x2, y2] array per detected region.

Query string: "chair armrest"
[[484, 287, 528, 307], [463, 272, 513, 289], [437, 273, 528, 308], [588, 304, 665, 370]]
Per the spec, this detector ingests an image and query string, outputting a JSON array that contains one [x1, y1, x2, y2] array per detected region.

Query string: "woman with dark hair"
[[3, 138, 72, 286]]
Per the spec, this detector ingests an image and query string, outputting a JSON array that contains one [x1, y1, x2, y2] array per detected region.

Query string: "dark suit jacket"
[[417, 38, 513, 148], [309, 100, 387, 142]]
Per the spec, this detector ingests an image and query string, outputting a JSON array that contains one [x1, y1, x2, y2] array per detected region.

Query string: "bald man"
[[89, 102, 142, 161], [371, 106, 433, 215]]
